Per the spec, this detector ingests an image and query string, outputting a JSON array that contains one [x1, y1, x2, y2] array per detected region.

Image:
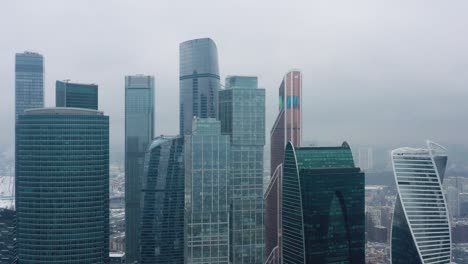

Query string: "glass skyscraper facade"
[[265, 70, 302, 264], [185, 118, 230, 264], [281, 142, 365, 264], [56, 80, 99, 110], [140, 136, 185, 264], [269, 70, 302, 174], [219, 76, 265, 264], [391, 141, 451, 264], [0, 208, 16, 263], [179, 38, 220, 135], [125, 75, 155, 264], [264, 166, 281, 264], [15, 108, 109, 263], [15, 51, 44, 121]]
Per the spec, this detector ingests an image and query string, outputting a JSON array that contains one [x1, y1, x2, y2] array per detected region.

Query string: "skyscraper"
[[179, 38, 220, 135], [15, 108, 109, 263], [0, 208, 16, 263], [281, 141, 365, 263], [265, 70, 302, 264], [125, 75, 155, 264], [185, 118, 230, 264], [269, 70, 302, 174], [56, 80, 98, 110], [15, 51, 44, 121], [219, 76, 265, 264], [264, 164, 282, 264], [140, 136, 185, 264], [391, 141, 451, 264]]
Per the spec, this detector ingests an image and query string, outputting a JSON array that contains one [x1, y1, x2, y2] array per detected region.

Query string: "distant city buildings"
[[281, 142, 365, 263], [15, 51, 44, 121], [16, 108, 109, 263], [110, 252, 126, 264], [365, 186, 394, 248], [219, 76, 265, 264], [56, 80, 98, 109], [443, 176, 468, 219], [358, 147, 374, 171], [124, 74, 155, 264], [140, 136, 185, 264], [184, 118, 230, 264], [10, 39, 466, 264], [179, 38, 220, 135], [452, 220, 468, 243], [391, 141, 451, 264]]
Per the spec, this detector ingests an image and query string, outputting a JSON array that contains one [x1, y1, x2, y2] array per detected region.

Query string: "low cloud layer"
[[1, 0, 467, 158]]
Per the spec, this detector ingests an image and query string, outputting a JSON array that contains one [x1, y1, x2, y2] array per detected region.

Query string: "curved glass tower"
[[179, 38, 220, 135], [281, 141, 365, 264], [391, 141, 451, 264], [140, 136, 185, 264], [15, 108, 109, 264]]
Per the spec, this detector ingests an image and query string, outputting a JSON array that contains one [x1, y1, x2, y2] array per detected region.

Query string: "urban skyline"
[[4, 38, 462, 264], [2, 2, 468, 264], [2, 1, 468, 157]]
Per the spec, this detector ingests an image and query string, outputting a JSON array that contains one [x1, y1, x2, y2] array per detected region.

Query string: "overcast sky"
[[1, 0, 468, 158]]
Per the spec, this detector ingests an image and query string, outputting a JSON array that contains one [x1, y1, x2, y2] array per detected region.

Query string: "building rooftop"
[[109, 252, 125, 257], [392, 140, 447, 156], [56, 80, 98, 86], [148, 135, 181, 151], [180, 37, 216, 46], [294, 141, 356, 169], [24, 107, 104, 116]]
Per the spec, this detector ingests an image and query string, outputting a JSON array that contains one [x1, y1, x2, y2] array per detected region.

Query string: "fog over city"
[[1, 0, 468, 158]]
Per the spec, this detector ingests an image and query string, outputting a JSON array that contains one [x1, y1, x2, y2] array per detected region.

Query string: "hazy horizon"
[[1, 0, 468, 159]]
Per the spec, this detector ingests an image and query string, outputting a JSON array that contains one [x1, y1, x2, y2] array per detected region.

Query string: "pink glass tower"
[[270, 70, 302, 174], [265, 70, 302, 264]]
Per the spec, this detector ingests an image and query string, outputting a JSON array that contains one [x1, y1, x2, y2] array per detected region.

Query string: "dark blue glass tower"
[[15, 108, 109, 263], [140, 136, 185, 264], [179, 38, 220, 135], [56, 80, 98, 110], [281, 142, 365, 264], [125, 75, 155, 263]]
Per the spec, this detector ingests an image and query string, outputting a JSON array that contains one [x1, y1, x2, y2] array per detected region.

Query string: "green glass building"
[[15, 108, 109, 263], [219, 76, 265, 264], [184, 118, 230, 264], [281, 142, 365, 264], [56, 80, 98, 110]]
